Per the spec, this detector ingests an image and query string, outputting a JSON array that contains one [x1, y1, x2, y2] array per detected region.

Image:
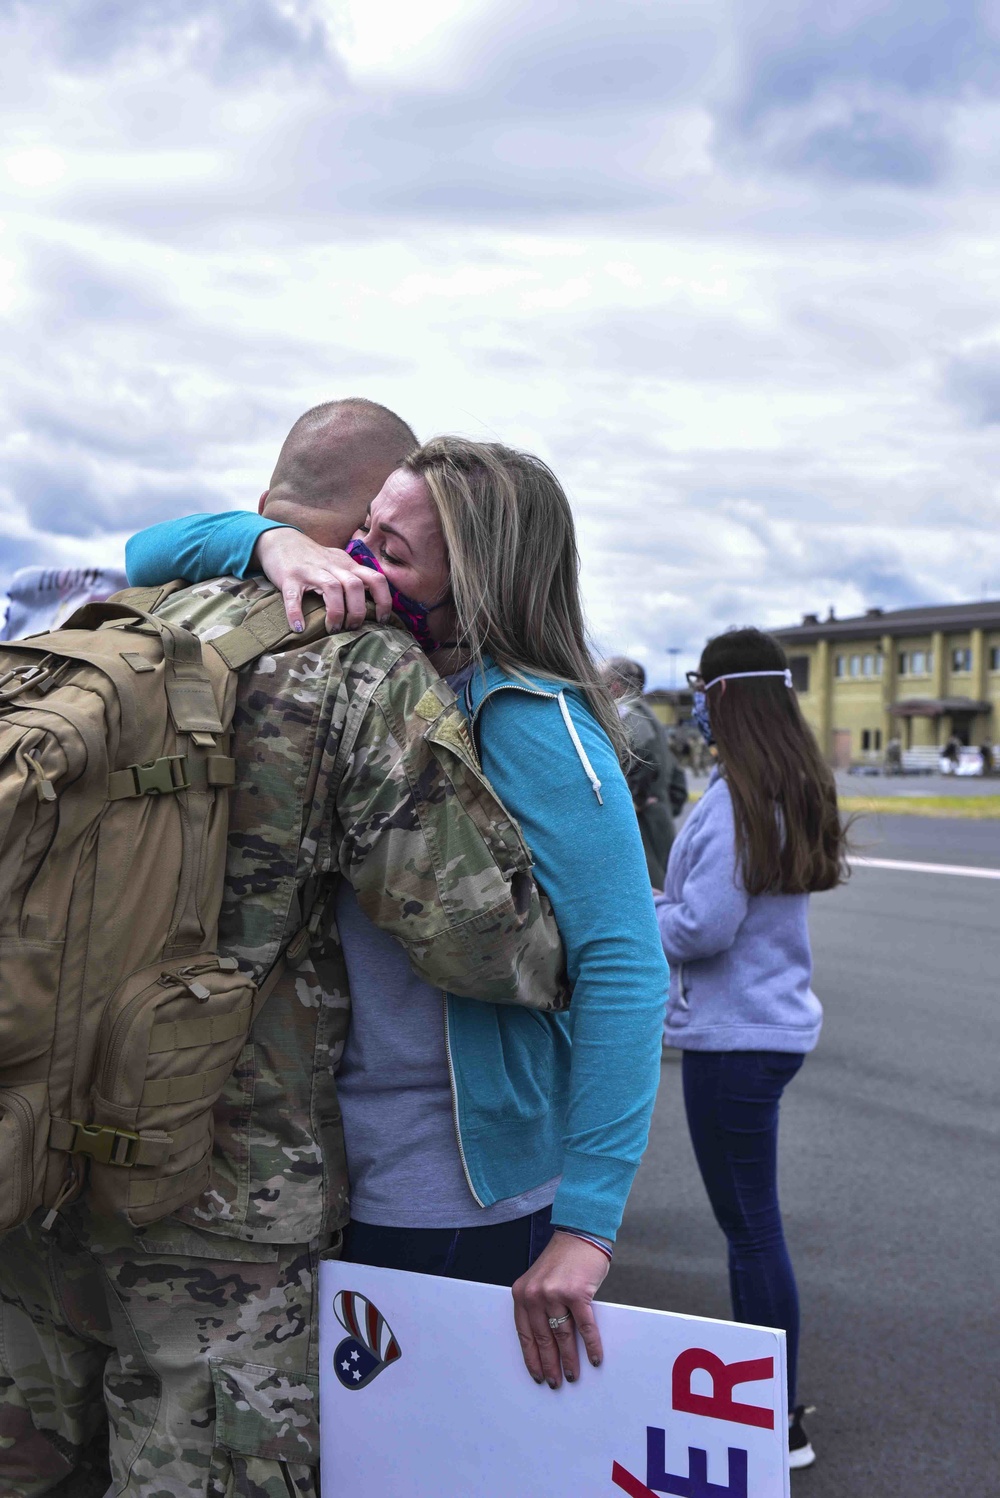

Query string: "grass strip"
[[686, 790, 1000, 818], [838, 795, 1000, 820]]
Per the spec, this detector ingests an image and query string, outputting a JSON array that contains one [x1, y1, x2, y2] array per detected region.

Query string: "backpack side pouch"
[[79, 956, 257, 1226]]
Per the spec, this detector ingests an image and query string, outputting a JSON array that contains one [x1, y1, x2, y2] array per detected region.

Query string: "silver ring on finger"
[[548, 1313, 572, 1329]]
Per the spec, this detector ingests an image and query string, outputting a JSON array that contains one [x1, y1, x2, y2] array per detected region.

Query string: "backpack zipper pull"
[[160, 970, 212, 1002], [24, 752, 57, 803], [41, 1162, 80, 1232]]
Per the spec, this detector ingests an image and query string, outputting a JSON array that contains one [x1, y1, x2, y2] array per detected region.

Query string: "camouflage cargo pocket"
[[211, 1358, 320, 1467]]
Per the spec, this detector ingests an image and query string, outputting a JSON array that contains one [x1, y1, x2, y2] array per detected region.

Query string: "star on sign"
[[352, 1370, 361, 1381], [351, 1350, 360, 1361], [341, 1361, 350, 1372]]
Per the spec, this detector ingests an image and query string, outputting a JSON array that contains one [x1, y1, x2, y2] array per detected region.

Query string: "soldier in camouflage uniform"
[[0, 459, 566, 1492]]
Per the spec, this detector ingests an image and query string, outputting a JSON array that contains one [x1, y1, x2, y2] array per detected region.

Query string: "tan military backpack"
[[0, 588, 324, 1233]]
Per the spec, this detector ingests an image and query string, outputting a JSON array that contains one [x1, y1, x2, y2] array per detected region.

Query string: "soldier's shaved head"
[[260, 399, 418, 548]]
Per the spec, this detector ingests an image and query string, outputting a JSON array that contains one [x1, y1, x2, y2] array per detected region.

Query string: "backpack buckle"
[[66, 1122, 140, 1167], [131, 755, 190, 796]]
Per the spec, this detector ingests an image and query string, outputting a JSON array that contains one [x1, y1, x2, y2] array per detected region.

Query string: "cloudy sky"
[[2, 0, 1000, 683]]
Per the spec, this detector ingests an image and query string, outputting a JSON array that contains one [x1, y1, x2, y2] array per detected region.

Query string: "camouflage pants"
[[0, 1207, 335, 1498]]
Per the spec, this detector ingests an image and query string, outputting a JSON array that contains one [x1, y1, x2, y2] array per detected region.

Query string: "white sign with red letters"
[[319, 1260, 789, 1498]]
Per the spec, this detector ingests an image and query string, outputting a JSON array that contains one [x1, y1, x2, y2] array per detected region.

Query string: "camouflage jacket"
[[146, 576, 567, 1244]]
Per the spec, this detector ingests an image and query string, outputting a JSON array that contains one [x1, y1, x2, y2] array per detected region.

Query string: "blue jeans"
[[341, 1206, 554, 1288], [682, 1049, 805, 1409]]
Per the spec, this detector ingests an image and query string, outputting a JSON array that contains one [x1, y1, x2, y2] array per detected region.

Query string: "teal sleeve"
[[477, 689, 670, 1240], [125, 511, 292, 586]]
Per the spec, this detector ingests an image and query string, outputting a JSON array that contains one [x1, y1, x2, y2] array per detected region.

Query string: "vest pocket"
[[85, 956, 257, 1225], [0, 1082, 47, 1231]]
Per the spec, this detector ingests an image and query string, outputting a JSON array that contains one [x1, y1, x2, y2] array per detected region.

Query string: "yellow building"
[[645, 688, 694, 727], [772, 600, 1000, 767]]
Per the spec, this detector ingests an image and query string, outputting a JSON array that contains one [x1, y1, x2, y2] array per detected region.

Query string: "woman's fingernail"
[[532, 1376, 543, 1385], [565, 1372, 575, 1383], [590, 1357, 601, 1367], [547, 1379, 557, 1390], [293, 621, 303, 633]]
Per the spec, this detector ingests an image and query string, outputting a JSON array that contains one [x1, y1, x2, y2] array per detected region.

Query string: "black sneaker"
[[788, 1405, 816, 1470]]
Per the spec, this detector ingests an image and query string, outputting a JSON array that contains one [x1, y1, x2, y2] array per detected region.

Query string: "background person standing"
[[655, 627, 848, 1471], [604, 657, 688, 888]]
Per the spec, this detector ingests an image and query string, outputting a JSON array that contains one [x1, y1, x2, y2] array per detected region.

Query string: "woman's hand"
[[511, 1231, 610, 1389], [254, 528, 393, 633]]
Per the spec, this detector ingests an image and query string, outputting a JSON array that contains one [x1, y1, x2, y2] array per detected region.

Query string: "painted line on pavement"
[[849, 856, 1000, 881]]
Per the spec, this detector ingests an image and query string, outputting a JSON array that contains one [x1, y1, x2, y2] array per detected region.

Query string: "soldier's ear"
[[258, 491, 269, 514]]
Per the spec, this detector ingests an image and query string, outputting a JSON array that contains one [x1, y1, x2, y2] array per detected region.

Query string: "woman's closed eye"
[[357, 518, 404, 567]]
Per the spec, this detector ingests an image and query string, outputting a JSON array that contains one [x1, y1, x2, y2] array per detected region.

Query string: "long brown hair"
[[403, 436, 625, 758], [700, 628, 847, 895]]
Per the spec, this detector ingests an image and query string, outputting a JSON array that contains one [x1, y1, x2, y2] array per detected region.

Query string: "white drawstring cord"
[[557, 691, 603, 804], [703, 668, 793, 691]]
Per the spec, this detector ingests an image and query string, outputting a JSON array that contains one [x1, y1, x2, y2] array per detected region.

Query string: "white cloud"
[[4, 148, 67, 188], [326, 0, 491, 81], [0, 0, 998, 684]]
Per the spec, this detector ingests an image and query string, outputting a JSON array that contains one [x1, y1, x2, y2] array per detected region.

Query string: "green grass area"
[[838, 794, 1000, 820], [687, 790, 1000, 818]]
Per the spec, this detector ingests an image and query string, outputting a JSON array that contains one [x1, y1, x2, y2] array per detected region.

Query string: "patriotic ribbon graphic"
[[332, 1290, 402, 1391]]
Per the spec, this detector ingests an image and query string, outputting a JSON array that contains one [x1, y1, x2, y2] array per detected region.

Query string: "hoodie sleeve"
[[654, 781, 749, 962], [125, 511, 292, 586]]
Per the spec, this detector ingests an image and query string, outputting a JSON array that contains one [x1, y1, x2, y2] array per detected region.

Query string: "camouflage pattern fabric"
[[144, 575, 567, 1244], [0, 1207, 332, 1497], [0, 575, 568, 1492]]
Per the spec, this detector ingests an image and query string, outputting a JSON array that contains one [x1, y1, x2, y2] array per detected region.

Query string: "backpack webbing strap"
[[49, 1118, 171, 1169], [49, 1114, 207, 1170], [126, 1151, 208, 1210], [148, 1008, 249, 1053], [210, 597, 335, 670], [112, 582, 187, 615], [107, 753, 236, 801], [141, 1055, 237, 1107]]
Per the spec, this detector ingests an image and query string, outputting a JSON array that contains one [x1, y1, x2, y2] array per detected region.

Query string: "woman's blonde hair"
[[404, 436, 625, 758]]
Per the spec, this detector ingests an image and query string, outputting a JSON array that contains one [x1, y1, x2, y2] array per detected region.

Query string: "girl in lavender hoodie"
[[656, 628, 847, 1471]]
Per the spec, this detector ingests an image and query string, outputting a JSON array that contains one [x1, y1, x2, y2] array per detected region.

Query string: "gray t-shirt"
[[335, 881, 559, 1228]]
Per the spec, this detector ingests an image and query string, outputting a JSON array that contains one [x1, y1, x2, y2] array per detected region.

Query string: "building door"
[[832, 729, 852, 768]]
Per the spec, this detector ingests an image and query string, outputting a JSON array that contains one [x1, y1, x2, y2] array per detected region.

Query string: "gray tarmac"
[[604, 813, 999, 1496]]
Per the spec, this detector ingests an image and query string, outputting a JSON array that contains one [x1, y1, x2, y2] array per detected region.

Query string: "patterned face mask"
[[692, 690, 713, 744], [692, 669, 792, 745], [346, 538, 451, 653]]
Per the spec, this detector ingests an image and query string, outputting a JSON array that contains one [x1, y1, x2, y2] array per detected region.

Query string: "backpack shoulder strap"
[[209, 595, 330, 669], [111, 580, 189, 615]]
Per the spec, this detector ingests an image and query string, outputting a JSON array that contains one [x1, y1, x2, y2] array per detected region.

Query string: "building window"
[[952, 647, 972, 673], [991, 646, 1000, 671], [861, 729, 871, 750], [861, 728, 884, 753], [862, 654, 874, 676], [926, 651, 933, 676], [835, 655, 845, 677], [849, 655, 861, 677], [789, 655, 810, 692], [875, 728, 882, 750], [911, 650, 926, 674], [898, 652, 908, 675], [875, 654, 884, 676]]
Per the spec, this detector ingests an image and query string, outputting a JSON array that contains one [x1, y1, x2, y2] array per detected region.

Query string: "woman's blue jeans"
[[682, 1049, 805, 1410]]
